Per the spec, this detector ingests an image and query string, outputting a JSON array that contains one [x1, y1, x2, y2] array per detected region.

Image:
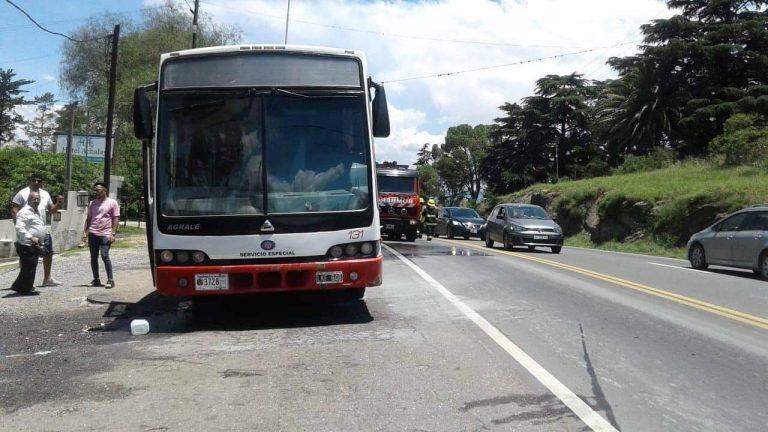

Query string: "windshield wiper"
[[272, 88, 361, 99]]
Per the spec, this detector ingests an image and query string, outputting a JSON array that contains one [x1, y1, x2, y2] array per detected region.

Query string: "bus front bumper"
[[155, 256, 383, 296]]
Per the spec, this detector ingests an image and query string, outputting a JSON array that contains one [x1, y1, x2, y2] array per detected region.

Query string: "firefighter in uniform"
[[423, 199, 438, 241], [418, 197, 426, 238]]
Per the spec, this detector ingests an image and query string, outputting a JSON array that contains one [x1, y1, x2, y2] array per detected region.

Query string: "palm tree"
[[593, 63, 681, 164]]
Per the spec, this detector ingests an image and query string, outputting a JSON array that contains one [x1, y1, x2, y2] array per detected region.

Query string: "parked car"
[[687, 205, 768, 279], [485, 204, 564, 253], [435, 207, 486, 240]]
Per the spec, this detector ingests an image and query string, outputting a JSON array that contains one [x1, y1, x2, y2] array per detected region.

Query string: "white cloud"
[[182, 0, 673, 160], [41, 74, 56, 82], [374, 104, 444, 165]]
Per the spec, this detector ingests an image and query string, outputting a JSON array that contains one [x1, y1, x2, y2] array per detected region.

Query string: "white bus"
[[132, 45, 390, 299]]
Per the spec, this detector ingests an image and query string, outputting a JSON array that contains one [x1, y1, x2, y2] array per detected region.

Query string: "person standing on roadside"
[[11, 192, 47, 295], [423, 199, 438, 241], [11, 173, 64, 287], [81, 182, 120, 289]]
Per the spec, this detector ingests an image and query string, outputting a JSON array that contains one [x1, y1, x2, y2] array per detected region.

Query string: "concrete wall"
[[0, 191, 89, 259]]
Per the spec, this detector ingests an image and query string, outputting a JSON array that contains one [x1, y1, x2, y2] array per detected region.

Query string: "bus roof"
[[161, 44, 367, 63], [376, 167, 419, 178]]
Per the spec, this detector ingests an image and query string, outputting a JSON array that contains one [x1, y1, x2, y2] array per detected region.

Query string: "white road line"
[[648, 262, 703, 273], [383, 243, 618, 432]]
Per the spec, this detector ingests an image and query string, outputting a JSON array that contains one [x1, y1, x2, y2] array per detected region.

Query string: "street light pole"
[[103, 24, 120, 188], [64, 101, 77, 208], [284, 0, 291, 44]]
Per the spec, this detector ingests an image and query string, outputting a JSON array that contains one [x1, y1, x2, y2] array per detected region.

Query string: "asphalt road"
[[1, 238, 767, 431]]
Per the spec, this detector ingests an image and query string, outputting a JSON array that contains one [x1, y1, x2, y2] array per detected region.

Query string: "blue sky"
[[2, 0, 672, 164]]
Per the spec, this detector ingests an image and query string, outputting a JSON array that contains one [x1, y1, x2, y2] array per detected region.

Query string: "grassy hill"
[[495, 161, 768, 258]]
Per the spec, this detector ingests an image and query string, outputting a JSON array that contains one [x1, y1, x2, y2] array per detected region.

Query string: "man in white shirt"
[[10, 173, 63, 287], [11, 192, 47, 294]]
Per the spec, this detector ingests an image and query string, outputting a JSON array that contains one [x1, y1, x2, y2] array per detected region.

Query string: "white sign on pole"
[[54, 133, 110, 163]]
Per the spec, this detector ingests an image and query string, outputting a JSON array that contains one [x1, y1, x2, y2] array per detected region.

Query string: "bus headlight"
[[360, 242, 374, 255], [192, 251, 206, 263], [160, 250, 174, 263], [329, 245, 344, 259], [345, 244, 358, 257], [176, 251, 189, 263]]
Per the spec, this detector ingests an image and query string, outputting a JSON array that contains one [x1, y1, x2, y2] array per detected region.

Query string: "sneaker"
[[105, 279, 115, 289], [41, 278, 63, 287], [86, 279, 102, 287]]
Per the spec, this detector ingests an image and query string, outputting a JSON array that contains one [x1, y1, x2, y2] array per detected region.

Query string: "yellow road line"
[[436, 238, 768, 331]]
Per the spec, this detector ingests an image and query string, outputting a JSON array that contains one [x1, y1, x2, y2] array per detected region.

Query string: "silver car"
[[485, 204, 564, 253], [687, 205, 768, 279]]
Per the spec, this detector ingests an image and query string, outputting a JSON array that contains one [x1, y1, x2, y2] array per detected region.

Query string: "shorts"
[[40, 233, 53, 257]]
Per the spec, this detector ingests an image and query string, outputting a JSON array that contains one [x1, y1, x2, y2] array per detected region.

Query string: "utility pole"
[[64, 102, 77, 208], [103, 24, 120, 187], [191, 0, 200, 48], [284, 0, 291, 44]]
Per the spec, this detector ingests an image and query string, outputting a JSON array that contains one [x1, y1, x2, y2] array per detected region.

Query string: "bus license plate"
[[316, 271, 343, 285], [385, 224, 395, 230], [195, 273, 229, 291], [533, 235, 548, 240]]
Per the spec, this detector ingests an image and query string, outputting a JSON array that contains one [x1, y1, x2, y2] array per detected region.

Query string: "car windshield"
[[377, 175, 416, 193], [509, 206, 549, 220], [157, 93, 370, 216], [451, 208, 480, 218]]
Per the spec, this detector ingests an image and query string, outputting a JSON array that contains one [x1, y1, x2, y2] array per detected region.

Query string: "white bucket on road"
[[130, 319, 150, 335]]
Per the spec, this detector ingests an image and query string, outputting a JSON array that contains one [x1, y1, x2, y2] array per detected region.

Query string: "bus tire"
[[344, 288, 365, 301]]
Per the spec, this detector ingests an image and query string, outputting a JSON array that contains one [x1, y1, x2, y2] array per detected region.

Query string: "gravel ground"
[[0, 238, 154, 414]]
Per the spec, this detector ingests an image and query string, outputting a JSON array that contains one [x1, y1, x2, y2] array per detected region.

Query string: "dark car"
[[485, 204, 564, 253], [435, 207, 486, 240], [687, 205, 768, 279]]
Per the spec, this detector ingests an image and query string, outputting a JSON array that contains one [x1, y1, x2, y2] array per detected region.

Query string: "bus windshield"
[[377, 176, 416, 193], [157, 93, 370, 216]]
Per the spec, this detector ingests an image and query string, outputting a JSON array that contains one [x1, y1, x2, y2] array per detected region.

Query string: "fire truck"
[[376, 163, 421, 242]]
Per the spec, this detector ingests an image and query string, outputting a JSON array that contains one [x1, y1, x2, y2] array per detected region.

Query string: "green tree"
[[415, 143, 433, 166], [442, 124, 492, 202], [417, 164, 440, 199], [58, 1, 241, 201], [593, 64, 681, 164], [0, 68, 34, 146], [602, 0, 768, 157], [23, 92, 59, 153]]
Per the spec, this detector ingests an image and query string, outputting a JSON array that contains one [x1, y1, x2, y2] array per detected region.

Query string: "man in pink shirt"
[[81, 182, 120, 289]]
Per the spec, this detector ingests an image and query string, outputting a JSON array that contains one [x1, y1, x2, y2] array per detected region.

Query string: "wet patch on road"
[[461, 393, 581, 427], [384, 241, 492, 259]]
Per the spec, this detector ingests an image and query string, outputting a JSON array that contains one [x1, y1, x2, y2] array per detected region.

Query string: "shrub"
[[614, 148, 675, 174], [708, 114, 768, 166]]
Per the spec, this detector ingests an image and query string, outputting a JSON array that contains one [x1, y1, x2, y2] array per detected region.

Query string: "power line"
[[381, 44, 636, 84], [202, 1, 601, 50], [2, 0, 147, 42], [0, 5, 170, 34], [4, 53, 60, 65]]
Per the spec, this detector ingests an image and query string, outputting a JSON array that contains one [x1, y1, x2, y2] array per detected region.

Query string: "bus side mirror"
[[133, 83, 156, 141], [368, 78, 390, 138]]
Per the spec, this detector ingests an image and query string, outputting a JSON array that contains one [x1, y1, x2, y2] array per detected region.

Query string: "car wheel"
[[527, 245, 536, 251], [759, 252, 768, 280], [689, 243, 708, 270], [551, 246, 562, 254], [463, 235, 470, 240], [448, 226, 454, 239], [405, 231, 417, 242], [503, 232, 512, 250], [485, 234, 494, 248]]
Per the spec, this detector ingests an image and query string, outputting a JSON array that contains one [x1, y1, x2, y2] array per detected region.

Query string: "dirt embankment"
[[511, 190, 733, 247]]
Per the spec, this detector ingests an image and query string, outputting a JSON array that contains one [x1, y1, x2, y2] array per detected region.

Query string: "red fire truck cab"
[[376, 163, 421, 242]]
